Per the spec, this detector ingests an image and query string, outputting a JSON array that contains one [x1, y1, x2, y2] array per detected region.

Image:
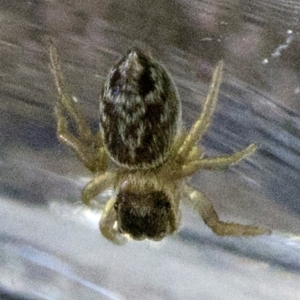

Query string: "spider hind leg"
[[177, 60, 224, 159], [49, 43, 107, 172]]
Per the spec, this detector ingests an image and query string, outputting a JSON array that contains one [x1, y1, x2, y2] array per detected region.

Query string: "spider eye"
[[114, 202, 118, 210], [112, 85, 121, 97], [115, 190, 173, 240]]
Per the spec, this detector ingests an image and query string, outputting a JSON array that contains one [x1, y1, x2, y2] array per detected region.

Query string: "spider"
[[49, 44, 269, 244]]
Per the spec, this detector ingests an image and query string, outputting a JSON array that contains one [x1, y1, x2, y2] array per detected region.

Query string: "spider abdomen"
[[100, 47, 181, 169]]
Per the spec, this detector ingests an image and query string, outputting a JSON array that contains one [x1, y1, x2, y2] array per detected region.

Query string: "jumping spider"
[[49, 44, 269, 244]]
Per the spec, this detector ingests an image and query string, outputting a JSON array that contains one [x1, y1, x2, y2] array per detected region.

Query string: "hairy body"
[[49, 44, 269, 244]]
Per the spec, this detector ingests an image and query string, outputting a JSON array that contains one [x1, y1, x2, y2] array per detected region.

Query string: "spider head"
[[114, 188, 177, 241]]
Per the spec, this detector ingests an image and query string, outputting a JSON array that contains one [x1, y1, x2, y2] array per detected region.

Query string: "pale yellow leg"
[[177, 61, 224, 159], [186, 185, 270, 236], [49, 42, 93, 143], [81, 172, 115, 205], [49, 43, 107, 172], [99, 198, 127, 245], [179, 144, 257, 177], [55, 104, 96, 167]]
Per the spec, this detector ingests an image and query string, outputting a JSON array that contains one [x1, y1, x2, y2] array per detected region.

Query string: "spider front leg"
[[99, 197, 127, 245], [185, 185, 270, 236], [82, 172, 125, 244], [49, 43, 108, 172]]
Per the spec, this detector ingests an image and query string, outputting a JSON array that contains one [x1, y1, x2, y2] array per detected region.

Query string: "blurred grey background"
[[0, 0, 300, 299]]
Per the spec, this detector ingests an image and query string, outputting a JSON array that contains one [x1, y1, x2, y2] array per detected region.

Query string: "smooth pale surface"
[[1, 0, 300, 299]]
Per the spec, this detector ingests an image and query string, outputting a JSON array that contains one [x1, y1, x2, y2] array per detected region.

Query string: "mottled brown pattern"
[[100, 48, 180, 169], [50, 44, 269, 244]]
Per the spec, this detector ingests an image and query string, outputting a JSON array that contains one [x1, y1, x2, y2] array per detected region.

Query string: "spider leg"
[[99, 197, 127, 245], [185, 185, 270, 236], [49, 43, 107, 172], [55, 103, 100, 169], [49, 43, 94, 143], [81, 172, 115, 205], [178, 143, 257, 178], [177, 60, 224, 159]]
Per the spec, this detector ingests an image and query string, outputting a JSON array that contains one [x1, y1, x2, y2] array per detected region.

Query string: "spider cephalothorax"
[[49, 44, 270, 244], [115, 190, 174, 240], [112, 172, 180, 241]]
